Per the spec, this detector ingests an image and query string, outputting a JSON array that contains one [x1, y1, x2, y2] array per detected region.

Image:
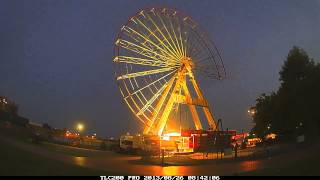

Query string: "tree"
[[252, 46, 320, 142], [279, 46, 313, 88], [251, 93, 277, 138], [279, 47, 319, 141]]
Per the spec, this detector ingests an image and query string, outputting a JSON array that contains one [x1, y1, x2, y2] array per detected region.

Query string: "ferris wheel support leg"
[[154, 92, 178, 136], [154, 73, 186, 136], [203, 107, 218, 131], [188, 105, 203, 130], [143, 76, 176, 135], [189, 75, 219, 131], [182, 82, 203, 130]]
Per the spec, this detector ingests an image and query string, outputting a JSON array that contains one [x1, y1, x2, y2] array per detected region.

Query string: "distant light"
[[247, 108, 256, 116], [162, 136, 170, 141], [161, 132, 181, 141], [163, 132, 181, 137], [77, 123, 84, 132], [2, 98, 8, 104], [266, 133, 277, 140]]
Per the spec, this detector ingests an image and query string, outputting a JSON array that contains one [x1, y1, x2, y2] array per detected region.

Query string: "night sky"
[[1, 0, 319, 137]]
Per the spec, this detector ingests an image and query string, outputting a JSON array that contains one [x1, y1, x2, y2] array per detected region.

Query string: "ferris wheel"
[[113, 7, 226, 136]]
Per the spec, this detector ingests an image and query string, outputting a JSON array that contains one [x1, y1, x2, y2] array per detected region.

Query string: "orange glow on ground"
[[73, 156, 86, 166], [240, 160, 261, 172], [162, 166, 181, 175]]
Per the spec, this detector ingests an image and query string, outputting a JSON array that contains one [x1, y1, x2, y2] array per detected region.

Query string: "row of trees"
[[251, 47, 320, 142]]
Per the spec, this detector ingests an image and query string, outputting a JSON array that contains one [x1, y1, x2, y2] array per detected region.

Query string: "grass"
[[0, 138, 112, 176]]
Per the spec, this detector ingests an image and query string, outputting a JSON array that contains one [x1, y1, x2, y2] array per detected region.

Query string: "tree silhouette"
[[252, 46, 320, 142]]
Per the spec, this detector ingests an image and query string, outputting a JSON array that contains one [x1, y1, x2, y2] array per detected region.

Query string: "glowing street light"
[[76, 123, 84, 132], [247, 107, 257, 116]]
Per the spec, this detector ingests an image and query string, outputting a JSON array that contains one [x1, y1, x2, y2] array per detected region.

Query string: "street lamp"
[[76, 123, 84, 132]]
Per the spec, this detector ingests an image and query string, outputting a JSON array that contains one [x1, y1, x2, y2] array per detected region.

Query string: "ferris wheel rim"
[[113, 6, 226, 128], [113, 6, 226, 79]]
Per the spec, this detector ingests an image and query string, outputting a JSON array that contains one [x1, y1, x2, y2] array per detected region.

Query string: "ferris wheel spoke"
[[133, 17, 172, 54], [183, 32, 188, 57], [124, 98, 147, 125], [187, 30, 206, 58], [194, 56, 213, 64], [136, 79, 172, 116], [123, 70, 177, 98], [123, 87, 153, 123], [133, 91, 153, 115], [160, 9, 183, 57], [136, 11, 181, 61], [116, 39, 176, 63], [143, 75, 176, 132], [123, 31, 169, 60], [156, 12, 183, 58], [177, 17, 186, 58], [132, 95, 153, 122], [143, 12, 182, 61], [190, 43, 205, 58], [185, 35, 192, 57], [188, 36, 203, 57], [114, 56, 170, 68], [134, 17, 182, 63], [190, 31, 211, 59], [186, 33, 198, 57], [122, 25, 180, 61], [195, 63, 219, 77], [167, 15, 184, 58], [117, 67, 176, 80], [174, 15, 186, 58], [183, 16, 198, 29], [138, 91, 155, 113]]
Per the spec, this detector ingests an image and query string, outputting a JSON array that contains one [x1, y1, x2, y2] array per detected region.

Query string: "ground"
[[1, 132, 320, 176], [0, 137, 111, 175]]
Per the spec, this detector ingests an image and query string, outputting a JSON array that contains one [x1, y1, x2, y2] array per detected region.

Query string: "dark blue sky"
[[1, 0, 319, 137]]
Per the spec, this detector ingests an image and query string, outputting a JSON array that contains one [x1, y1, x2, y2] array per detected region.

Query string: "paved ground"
[[2, 135, 317, 176]]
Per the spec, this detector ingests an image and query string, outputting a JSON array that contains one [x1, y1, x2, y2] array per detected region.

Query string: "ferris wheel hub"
[[180, 57, 194, 72]]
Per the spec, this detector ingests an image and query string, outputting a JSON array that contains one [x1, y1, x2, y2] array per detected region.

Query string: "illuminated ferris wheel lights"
[[113, 7, 226, 135]]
